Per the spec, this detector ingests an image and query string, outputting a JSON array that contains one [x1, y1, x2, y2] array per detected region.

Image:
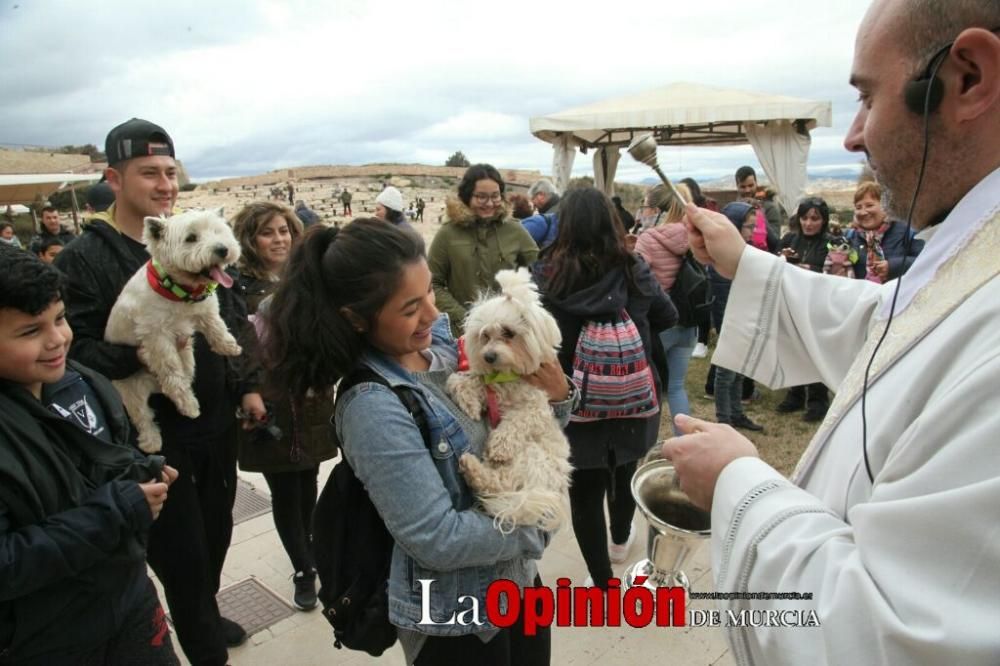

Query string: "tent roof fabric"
[[0, 173, 101, 206], [529, 82, 832, 148]]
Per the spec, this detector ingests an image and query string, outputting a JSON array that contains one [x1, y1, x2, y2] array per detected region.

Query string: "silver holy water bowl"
[[623, 458, 710, 594], [626, 132, 685, 206]]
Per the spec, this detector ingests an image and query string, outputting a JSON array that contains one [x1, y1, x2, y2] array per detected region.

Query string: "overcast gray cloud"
[[1, 0, 874, 182]]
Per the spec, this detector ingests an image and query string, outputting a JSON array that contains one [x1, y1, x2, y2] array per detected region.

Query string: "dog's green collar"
[[146, 259, 218, 303], [482, 371, 520, 385]]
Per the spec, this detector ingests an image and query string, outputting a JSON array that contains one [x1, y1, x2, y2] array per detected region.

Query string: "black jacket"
[[0, 362, 163, 661], [533, 257, 676, 470], [28, 228, 77, 252], [54, 218, 257, 445], [779, 230, 830, 274]]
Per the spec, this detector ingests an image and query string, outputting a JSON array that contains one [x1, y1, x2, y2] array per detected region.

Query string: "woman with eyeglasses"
[[428, 164, 539, 336]]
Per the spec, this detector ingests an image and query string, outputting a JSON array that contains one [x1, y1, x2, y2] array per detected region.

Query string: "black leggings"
[[263, 467, 319, 574], [569, 462, 638, 586], [414, 576, 550, 666]]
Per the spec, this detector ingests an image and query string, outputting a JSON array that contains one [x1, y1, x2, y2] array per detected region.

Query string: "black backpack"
[[669, 252, 714, 328], [312, 368, 431, 655]]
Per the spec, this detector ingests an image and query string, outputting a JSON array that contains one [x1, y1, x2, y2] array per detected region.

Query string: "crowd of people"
[[0, 128, 947, 666], [1, 1, 997, 664]]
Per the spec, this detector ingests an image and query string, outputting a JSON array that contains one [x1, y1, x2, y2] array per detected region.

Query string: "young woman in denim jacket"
[[262, 219, 575, 666]]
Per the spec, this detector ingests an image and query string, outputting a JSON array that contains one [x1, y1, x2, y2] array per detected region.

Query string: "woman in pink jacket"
[[634, 183, 695, 435]]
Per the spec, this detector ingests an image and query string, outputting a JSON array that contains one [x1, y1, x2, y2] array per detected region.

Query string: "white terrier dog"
[[447, 268, 573, 532], [105, 209, 242, 453]]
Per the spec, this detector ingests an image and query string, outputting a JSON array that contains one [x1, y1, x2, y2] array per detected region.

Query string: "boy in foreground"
[[0, 245, 179, 664]]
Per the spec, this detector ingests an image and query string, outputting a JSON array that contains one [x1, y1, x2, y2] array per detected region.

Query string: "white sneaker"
[[609, 521, 637, 564], [583, 575, 594, 587], [691, 342, 708, 358]]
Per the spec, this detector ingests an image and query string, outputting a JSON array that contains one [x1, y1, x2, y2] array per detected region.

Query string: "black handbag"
[[669, 252, 713, 328]]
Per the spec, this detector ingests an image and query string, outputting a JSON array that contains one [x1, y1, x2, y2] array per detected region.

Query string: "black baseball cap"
[[105, 118, 175, 166]]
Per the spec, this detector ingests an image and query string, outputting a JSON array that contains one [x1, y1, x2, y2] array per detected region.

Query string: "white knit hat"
[[375, 186, 404, 212]]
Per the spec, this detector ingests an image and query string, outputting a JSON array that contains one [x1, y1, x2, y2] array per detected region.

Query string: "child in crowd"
[[709, 202, 764, 432], [32, 235, 64, 263], [0, 221, 21, 248], [0, 245, 179, 664]]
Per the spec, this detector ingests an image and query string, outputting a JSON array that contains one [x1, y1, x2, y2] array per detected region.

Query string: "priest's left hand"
[[661, 414, 760, 511]]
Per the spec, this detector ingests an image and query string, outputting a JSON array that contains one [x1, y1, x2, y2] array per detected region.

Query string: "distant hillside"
[[205, 164, 544, 190], [0, 147, 102, 175]]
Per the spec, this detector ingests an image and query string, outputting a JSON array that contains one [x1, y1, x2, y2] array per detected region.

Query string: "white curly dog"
[[105, 209, 242, 453], [446, 268, 573, 532]]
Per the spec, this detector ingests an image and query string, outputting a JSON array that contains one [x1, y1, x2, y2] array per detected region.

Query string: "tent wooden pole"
[[69, 188, 81, 233]]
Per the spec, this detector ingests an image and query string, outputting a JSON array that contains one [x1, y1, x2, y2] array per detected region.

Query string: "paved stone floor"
[[153, 459, 735, 666]]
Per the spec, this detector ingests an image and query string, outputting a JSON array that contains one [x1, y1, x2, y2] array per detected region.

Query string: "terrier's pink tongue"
[[209, 266, 233, 288]]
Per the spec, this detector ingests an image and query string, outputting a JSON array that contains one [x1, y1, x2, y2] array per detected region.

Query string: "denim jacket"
[[335, 314, 571, 635]]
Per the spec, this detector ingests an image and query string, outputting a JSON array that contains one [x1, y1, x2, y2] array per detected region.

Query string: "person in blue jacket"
[[847, 181, 924, 282], [521, 179, 561, 247]]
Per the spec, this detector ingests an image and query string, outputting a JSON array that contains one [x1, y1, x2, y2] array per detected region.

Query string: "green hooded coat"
[[428, 198, 539, 336]]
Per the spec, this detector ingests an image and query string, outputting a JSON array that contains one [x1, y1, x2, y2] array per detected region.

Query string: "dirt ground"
[[656, 341, 817, 478]]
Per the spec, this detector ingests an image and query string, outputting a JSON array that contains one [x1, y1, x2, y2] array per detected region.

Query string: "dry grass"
[[655, 342, 819, 478]]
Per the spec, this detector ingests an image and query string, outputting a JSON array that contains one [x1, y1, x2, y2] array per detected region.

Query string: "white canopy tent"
[[529, 82, 832, 213], [0, 173, 101, 207]]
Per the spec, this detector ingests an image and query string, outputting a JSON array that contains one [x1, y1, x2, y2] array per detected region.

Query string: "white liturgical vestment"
[[710, 167, 1000, 665]]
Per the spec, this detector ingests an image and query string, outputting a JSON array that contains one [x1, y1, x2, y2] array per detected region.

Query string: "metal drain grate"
[[232, 478, 272, 525], [216, 577, 295, 637]]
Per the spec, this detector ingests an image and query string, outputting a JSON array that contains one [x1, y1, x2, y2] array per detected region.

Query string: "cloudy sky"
[[1, 0, 874, 183]]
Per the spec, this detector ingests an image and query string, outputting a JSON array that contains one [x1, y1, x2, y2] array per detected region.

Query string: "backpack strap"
[[337, 368, 432, 450]]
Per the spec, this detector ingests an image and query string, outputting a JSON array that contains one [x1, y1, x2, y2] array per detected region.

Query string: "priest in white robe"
[[660, 2, 1000, 664]]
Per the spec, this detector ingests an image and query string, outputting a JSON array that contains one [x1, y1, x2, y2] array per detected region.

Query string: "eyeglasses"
[[472, 192, 503, 203]]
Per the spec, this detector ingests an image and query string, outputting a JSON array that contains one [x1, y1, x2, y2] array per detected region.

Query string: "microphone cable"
[[859, 47, 948, 483]]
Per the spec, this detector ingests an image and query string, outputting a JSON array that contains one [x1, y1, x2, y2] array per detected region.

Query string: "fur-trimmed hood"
[[444, 197, 511, 227]]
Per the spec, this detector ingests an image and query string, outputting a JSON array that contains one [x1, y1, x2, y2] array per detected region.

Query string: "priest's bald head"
[[844, 0, 1000, 229]]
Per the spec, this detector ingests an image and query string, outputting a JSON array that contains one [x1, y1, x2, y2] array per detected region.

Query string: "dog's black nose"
[[483, 351, 498, 364], [213, 245, 229, 259]]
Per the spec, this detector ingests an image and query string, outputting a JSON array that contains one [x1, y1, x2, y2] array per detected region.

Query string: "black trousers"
[[784, 383, 829, 409], [262, 467, 319, 574], [146, 430, 238, 666], [414, 576, 550, 666], [569, 462, 638, 586]]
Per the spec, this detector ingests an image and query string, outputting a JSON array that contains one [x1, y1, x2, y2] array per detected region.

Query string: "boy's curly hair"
[[0, 244, 66, 315]]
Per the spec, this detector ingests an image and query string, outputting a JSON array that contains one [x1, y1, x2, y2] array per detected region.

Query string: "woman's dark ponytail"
[[262, 219, 425, 397]]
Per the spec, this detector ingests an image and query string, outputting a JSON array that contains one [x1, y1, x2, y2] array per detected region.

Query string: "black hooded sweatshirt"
[[532, 257, 676, 470]]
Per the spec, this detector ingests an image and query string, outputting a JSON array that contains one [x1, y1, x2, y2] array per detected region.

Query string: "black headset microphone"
[[858, 42, 950, 484]]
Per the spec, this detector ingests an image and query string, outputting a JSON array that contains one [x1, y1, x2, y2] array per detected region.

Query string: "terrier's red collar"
[[145, 259, 216, 303]]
